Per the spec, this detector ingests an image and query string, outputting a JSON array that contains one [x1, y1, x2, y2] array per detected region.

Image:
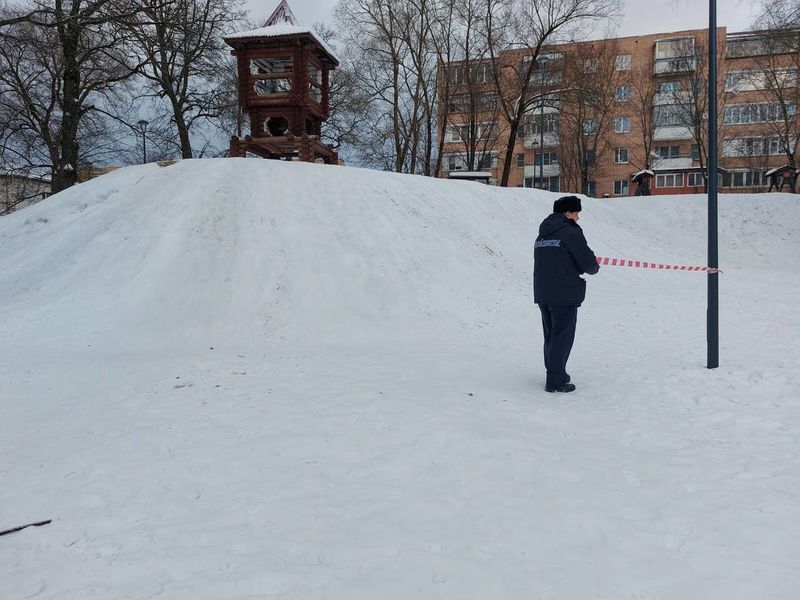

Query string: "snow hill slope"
[[1, 159, 798, 599]]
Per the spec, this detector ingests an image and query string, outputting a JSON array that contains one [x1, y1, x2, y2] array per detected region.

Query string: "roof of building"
[[0, 169, 51, 182], [765, 165, 796, 176], [225, 24, 339, 65]]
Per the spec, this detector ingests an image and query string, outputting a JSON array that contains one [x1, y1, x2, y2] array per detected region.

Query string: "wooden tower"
[[225, 1, 339, 163]]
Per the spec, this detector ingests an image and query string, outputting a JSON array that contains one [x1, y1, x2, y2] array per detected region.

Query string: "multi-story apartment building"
[[440, 27, 798, 195]]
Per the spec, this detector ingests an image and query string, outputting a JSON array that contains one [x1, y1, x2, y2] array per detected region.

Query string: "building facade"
[[1, 171, 50, 215], [440, 27, 799, 195]]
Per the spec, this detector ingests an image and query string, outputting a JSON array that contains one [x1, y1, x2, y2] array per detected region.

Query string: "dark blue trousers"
[[538, 304, 578, 389]]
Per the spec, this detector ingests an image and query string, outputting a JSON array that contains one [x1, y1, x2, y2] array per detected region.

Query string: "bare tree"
[[629, 62, 656, 171], [660, 39, 727, 192], [0, 0, 136, 193], [430, 0, 458, 177], [557, 40, 618, 194], [484, 0, 620, 186], [334, 0, 447, 174], [741, 31, 800, 190], [120, 0, 245, 159], [757, 0, 800, 27], [440, 0, 506, 175]]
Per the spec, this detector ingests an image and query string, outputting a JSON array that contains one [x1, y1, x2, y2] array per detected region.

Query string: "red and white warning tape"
[[596, 256, 722, 274]]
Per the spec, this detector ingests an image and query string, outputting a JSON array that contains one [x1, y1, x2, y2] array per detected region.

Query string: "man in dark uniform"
[[533, 195, 600, 393]]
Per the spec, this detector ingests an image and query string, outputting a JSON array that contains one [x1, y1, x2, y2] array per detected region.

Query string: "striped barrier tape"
[[596, 256, 722, 274]]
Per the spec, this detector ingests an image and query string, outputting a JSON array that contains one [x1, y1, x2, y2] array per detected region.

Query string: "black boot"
[[545, 383, 576, 393]]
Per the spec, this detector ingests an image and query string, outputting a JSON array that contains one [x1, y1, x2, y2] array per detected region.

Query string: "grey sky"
[[244, 0, 757, 38]]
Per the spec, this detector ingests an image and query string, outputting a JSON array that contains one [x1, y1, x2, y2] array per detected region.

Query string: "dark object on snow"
[[534, 214, 598, 306], [632, 169, 654, 196], [546, 382, 576, 393], [533, 210, 599, 391], [766, 165, 797, 193], [0, 519, 52, 537], [553, 195, 582, 214]]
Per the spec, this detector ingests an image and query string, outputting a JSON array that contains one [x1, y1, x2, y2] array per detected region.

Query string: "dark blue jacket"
[[533, 213, 600, 306]]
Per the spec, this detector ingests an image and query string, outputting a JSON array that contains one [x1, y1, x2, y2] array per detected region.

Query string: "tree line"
[[0, 0, 796, 199]]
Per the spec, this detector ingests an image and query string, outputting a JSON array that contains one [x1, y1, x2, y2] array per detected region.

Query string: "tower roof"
[[224, 24, 339, 66], [264, 0, 298, 26]]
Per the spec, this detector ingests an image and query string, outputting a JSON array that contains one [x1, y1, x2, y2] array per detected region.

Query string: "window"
[[448, 94, 466, 113], [615, 116, 631, 133], [477, 93, 500, 112], [583, 149, 596, 166], [726, 34, 797, 58], [534, 151, 558, 165], [656, 173, 684, 188], [516, 153, 525, 167], [251, 56, 294, 96], [726, 36, 772, 58], [446, 155, 464, 171], [587, 181, 597, 197], [583, 119, 598, 134], [585, 91, 600, 107], [654, 104, 688, 128], [722, 137, 792, 157], [657, 81, 681, 94], [523, 117, 560, 137], [615, 85, 631, 102], [729, 170, 767, 188], [687, 172, 705, 186], [524, 176, 560, 191], [477, 153, 497, 170], [613, 180, 629, 195], [448, 62, 495, 85], [655, 37, 695, 60], [691, 144, 700, 160], [475, 62, 493, 84], [448, 65, 466, 85], [723, 102, 795, 125], [445, 123, 498, 143], [655, 145, 680, 159], [725, 69, 797, 93], [584, 58, 599, 73], [308, 63, 323, 102], [614, 148, 629, 163], [615, 54, 632, 70], [653, 38, 696, 75], [445, 154, 467, 171]]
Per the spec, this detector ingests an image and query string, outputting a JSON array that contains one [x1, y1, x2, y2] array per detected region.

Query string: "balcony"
[[524, 164, 560, 178], [523, 133, 559, 148], [654, 57, 696, 76]]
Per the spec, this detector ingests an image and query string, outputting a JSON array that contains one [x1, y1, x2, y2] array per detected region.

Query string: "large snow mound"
[[1, 159, 798, 599]]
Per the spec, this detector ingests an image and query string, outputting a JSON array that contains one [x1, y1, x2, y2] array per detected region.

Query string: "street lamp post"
[[137, 119, 149, 164], [707, 2, 719, 368], [537, 54, 549, 190]]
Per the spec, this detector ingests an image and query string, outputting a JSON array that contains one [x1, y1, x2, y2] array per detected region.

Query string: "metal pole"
[[138, 119, 149, 164], [707, 2, 719, 368], [536, 54, 549, 190], [539, 57, 546, 189]]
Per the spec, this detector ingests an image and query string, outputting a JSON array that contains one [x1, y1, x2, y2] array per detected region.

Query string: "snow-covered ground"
[[1, 159, 798, 599]]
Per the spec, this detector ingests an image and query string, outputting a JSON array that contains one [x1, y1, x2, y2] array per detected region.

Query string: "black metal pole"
[[707, 1, 719, 368], [138, 120, 149, 164], [539, 58, 547, 189]]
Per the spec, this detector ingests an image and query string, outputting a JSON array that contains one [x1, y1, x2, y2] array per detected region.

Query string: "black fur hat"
[[553, 195, 582, 214]]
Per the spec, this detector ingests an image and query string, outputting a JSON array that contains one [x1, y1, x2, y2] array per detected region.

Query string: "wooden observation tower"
[[225, 1, 339, 163]]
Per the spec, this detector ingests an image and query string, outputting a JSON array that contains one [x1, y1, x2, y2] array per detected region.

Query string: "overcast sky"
[[245, 0, 758, 36]]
